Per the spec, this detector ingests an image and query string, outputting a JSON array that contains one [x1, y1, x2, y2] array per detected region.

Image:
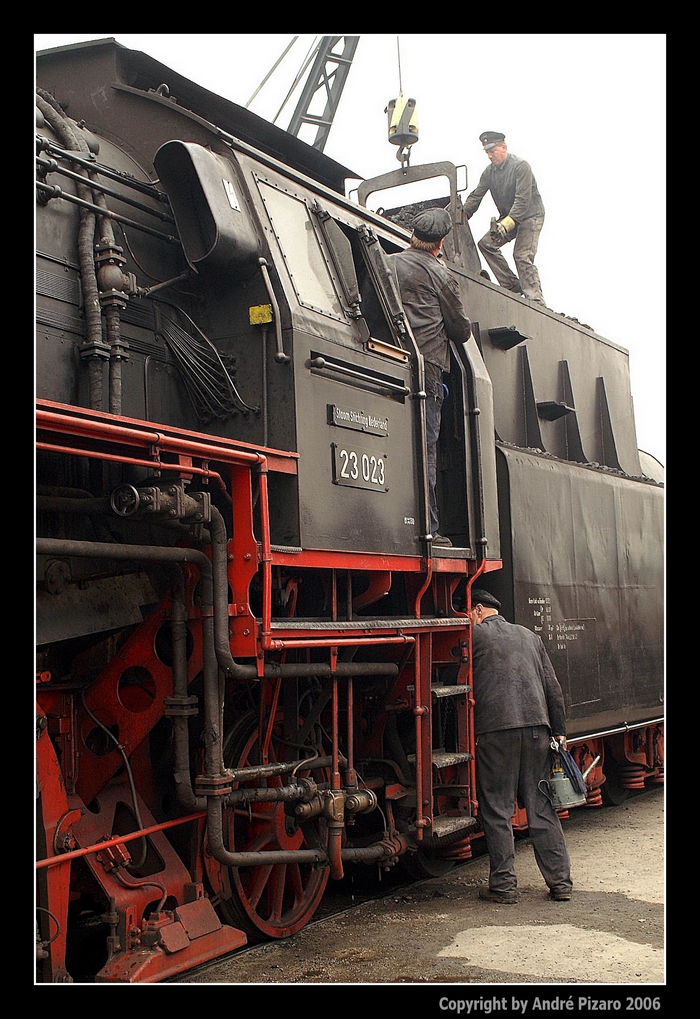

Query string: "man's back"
[[392, 247, 471, 370], [471, 613, 566, 735]]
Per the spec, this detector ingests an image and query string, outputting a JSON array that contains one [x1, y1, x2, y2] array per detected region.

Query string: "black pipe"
[[36, 537, 211, 572], [37, 93, 129, 417], [167, 565, 204, 812], [37, 135, 170, 201], [36, 154, 176, 224], [35, 181, 179, 244], [37, 92, 106, 412], [199, 833, 409, 869]]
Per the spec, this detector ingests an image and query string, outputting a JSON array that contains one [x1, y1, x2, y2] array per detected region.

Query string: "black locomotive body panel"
[[490, 447, 663, 735]]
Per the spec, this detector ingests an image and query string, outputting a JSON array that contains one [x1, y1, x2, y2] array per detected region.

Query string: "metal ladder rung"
[[431, 684, 469, 698], [429, 815, 479, 838], [408, 751, 472, 768]]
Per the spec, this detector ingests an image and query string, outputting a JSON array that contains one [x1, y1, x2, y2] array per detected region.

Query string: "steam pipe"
[[203, 820, 411, 869], [36, 92, 106, 412], [36, 537, 212, 574], [329, 675, 344, 880], [34, 181, 179, 244], [166, 565, 204, 811], [37, 92, 132, 415], [340, 835, 410, 863], [36, 154, 176, 224], [37, 136, 172, 201]]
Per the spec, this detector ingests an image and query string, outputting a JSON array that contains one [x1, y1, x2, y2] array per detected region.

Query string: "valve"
[[110, 483, 141, 517], [110, 480, 211, 524], [345, 789, 378, 815], [94, 241, 137, 310]]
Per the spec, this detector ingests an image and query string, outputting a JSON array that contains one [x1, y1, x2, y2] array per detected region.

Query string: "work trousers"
[[476, 725, 572, 894], [424, 361, 445, 537], [477, 214, 546, 305]]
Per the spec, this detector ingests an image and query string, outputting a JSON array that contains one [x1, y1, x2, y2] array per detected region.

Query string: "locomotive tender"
[[35, 38, 664, 983]]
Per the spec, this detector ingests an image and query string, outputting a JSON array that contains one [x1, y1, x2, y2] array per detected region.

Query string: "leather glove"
[[493, 215, 515, 240]]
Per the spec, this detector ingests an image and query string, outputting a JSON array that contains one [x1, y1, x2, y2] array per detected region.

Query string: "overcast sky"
[[35, 33, 666, 466]]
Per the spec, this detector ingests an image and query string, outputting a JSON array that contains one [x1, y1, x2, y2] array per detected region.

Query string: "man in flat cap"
[[468, 588, 573, 903], [392, 209, 472, 547], [464, 133, 546, 306]]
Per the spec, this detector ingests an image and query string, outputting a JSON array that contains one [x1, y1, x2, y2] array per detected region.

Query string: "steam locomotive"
[[35, 38, 664, 983]]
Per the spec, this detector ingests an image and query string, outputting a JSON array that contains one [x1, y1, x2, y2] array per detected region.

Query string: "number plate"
[[332, 442, 388, 492]]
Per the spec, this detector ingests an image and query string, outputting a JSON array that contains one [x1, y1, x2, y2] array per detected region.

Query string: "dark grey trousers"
[[424, 361, 445, 537], [476, 725, 572, 893], [477, 214, 546, 305]]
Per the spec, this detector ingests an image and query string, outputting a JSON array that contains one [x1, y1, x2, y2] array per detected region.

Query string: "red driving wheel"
[[206, 711, 330, 940]]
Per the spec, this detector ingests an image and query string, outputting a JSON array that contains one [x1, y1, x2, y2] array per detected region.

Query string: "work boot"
[[432, 534, 453, 547], [479, 887, 519, 904], [549, 886, 572, 901]]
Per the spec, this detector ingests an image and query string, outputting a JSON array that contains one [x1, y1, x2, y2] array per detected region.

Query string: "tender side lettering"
[[527, 595, 598, 652]]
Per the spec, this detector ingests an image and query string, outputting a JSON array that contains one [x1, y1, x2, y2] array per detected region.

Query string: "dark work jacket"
[[391, 248, 471, 372], [464, 153, 545, 224], [471, 613, 567, 736]]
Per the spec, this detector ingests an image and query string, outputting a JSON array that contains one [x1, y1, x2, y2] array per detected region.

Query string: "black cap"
[[479, 131, 505, 151], [471, 589, 501, 611], [412, 208, 452, 242]]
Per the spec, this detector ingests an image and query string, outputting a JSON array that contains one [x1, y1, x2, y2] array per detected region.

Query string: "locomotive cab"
[[152, 134, 490, 557]]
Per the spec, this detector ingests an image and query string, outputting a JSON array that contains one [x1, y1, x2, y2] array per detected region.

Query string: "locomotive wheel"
[[209, 711, 330, 941], [402, 848, 455, 880], [601, 756, 630, 806]]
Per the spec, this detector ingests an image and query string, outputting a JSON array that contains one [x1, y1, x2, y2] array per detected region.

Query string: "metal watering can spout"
[[582, 755, 601, 781]]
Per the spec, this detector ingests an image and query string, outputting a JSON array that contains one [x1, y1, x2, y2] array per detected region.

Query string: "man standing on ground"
[[469, 588, 573, 903], [392, 208, 472, 548], [464, 132, 546, 306]]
